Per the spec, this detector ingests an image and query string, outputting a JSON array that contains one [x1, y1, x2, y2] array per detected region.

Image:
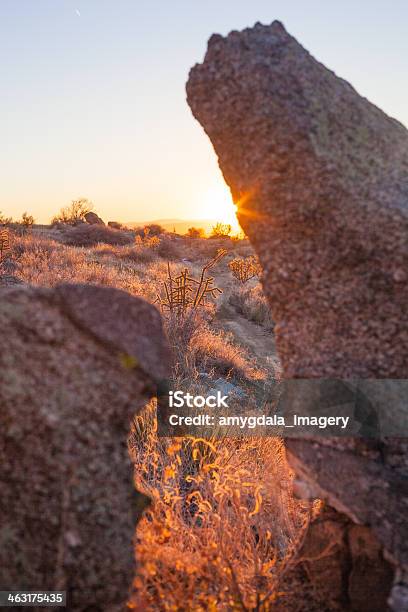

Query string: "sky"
[[1, 0, 407, 225]]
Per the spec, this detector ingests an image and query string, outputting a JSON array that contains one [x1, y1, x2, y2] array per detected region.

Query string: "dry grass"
[[10, 233, 172, 302], [11, 232, 268, 380], [94, 243, 158, 265], [128, 402, 316, 611], [156, 236, 183, 260], [62, 223, 134, 247], [189, 325, 264, 381], [229, 285, 274, 330]]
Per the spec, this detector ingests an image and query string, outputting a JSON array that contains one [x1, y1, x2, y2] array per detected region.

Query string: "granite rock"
[[0, 283, 170, 610]]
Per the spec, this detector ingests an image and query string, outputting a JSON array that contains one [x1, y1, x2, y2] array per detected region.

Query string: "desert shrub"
[[229, 285, 274, 329], [21, 212, 35, 228], [10, 212, 36, 237], [51, 198, 93, 225], [134, 229, 182, 259], [0, 212, 13, 225], [155, 252, 225, 317], [133, 226, 145, 237], [135, 232, 161, 250], [63, 224, 133, 247], [210, 222, 232, 239], [129, 403, 314, 611], [229, 255, 262, 284], [187, 226, 205, 238], [143, 223, 165, 236]]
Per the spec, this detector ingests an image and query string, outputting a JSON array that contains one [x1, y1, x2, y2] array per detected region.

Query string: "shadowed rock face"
[[84, 211, 105, 225], [187, 21, 407, 609], [0, 284, 170, 611], [187, 20, 408, 379]]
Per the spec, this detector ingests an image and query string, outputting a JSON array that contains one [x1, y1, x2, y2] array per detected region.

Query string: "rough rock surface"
[[84, 211, 105, 225], [187, 20, 408, 379], [0, 283, 170, 611], [0, 274, 23, 286], [295, 507, 393, 611], [186, 21, 407, 609]]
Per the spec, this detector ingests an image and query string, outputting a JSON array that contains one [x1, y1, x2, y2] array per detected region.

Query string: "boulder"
[[84, 211, 105, 225], [187, 20, 407, 379], [0, 283, 170, 610], [186, 21, 407, 609]]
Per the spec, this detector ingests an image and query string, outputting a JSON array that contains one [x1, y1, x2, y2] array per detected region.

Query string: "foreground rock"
[[187, 21, 407, 609], [0, 284, 170, 611]]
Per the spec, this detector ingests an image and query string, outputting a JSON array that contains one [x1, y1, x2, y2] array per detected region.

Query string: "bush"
[[210, 222, 232, 239], [187, 226, 205, 238], [11, 212, 36, 236], [135, 234, 160, 248], [21, 212, 35, 228], [51, 198, 93, 225], [0, 211, 13, 225], [143, 223, 165, 237], [63, 224, 133, 247], [228, 255, 261, 284]]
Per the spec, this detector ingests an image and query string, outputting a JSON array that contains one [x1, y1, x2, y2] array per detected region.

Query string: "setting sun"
[[199, 181, 240, 232]]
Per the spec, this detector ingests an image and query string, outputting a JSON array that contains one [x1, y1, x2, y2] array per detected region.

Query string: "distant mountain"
[[126, 218, 219, 235]]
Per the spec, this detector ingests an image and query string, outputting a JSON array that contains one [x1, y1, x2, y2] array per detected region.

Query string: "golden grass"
[[129, 402, 316, 611], [189, 325, 265, 381], [229, 285, 274, 330]]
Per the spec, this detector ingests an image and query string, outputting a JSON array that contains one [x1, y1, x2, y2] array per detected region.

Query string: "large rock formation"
[[0, 284, 170, 611], [186, 21, 408, 609], [187, 20, 407, 379]]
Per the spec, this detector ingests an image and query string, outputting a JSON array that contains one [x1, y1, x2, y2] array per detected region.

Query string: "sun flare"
[[200, 182, 240, 232]]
